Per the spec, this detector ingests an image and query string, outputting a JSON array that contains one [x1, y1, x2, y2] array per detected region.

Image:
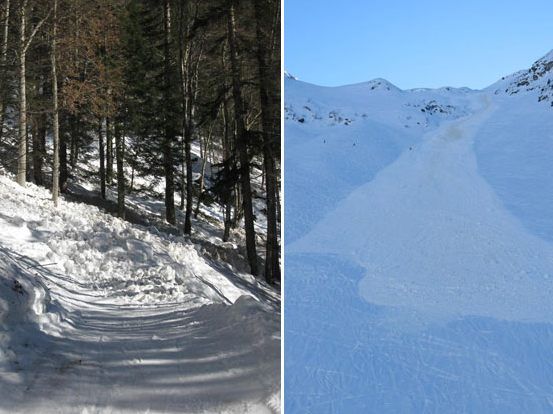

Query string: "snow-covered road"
[[0, 175, 280, 413]]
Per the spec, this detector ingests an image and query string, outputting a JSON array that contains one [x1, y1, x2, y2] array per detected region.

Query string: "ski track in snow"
[[0, 176, 280, 414], [285, 53, 553, 413]]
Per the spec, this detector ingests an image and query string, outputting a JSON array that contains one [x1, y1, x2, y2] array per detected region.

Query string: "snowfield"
[[0, 173, 280, 413], [285, 50, 553, 413]]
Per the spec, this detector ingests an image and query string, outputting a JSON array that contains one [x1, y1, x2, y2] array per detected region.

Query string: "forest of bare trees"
[[0, 0, 281, 284]]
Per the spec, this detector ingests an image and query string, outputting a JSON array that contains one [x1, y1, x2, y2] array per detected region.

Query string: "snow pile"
[[0, 173, 280, 413], [0, 253, 50, 368], [0, 174, 248, 307]]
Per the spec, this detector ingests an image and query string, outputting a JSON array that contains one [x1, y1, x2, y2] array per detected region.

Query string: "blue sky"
[[285, 0, 553, 89]]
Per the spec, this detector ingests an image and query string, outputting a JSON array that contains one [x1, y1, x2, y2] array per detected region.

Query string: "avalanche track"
[[285, 50, 553, 413], [291, 94, 553, 322], [0, 175, 280, 414]]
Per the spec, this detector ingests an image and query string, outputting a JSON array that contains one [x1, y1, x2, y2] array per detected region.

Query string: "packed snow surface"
[[0, 175, 280, 413], [285, 50, 553, 413]]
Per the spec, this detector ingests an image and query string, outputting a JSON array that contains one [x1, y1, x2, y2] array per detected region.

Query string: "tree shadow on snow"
[[0, 246, 280, 413]]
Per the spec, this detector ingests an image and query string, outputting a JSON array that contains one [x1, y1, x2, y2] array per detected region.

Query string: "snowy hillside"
[[285, 50, 553, 413], [0, 173, 280, 413], [488, 49, 553, 102]]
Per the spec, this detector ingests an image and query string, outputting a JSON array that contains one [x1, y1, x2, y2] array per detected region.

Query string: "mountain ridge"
[[285, 48, 553, 95]]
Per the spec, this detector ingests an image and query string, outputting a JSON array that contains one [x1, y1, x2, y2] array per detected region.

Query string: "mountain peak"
[[530, 49, 553, 78], [363, 78, 401, 92]]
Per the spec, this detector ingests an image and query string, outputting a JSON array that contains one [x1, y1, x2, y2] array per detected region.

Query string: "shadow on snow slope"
[[285, 253, 553, 414]]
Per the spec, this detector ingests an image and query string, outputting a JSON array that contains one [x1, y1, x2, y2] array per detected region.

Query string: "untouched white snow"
[[285, 50, 553, 412], [0, 174, 280, 413]]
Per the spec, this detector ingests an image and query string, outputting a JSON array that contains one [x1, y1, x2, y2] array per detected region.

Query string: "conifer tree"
[[0, 0, 281, 282]]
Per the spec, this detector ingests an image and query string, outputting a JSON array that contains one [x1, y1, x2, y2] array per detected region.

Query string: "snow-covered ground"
[[0, 173, 280, 413], [285, 50, 553, 413]]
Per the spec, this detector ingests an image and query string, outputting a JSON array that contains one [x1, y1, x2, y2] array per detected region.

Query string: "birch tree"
[[16, 0, 49, 186]]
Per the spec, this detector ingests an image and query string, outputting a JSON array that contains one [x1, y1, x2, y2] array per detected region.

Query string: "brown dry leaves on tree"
[[57, 0, 124, 118]]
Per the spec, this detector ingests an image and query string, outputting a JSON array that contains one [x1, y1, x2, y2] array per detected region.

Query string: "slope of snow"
[[474, 92, 553, 242], [284, 76, 478, 245], [487, 49, 553, 103], [0, 174, 280, 413], [285, 50, 553, 412]]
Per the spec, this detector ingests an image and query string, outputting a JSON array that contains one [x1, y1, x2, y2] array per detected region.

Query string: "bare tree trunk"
[[194, 124, 213, 218], [0, 0, 6, 69], [178, 15, 186, 213], [177, 4, 196, 235], [115, 121, 125, 219], [98, 118, 106, 199], [0, 0, 10, 142], [233, 183, 243, 228], [59, 139, 68, 192], [223, 203, 232, 242], [221, 97, 233, 242], [180, 134, 185, 210], [70, 115, 79, 168], [275, 168, 281, 225], [51, 0, 59, 205], [253, 0, 280, 284], [16, 1, 27, 186], [163, 0, 175, 225], [227, 3, 258, 275], [106, 117, 113, 184], [17, 1, 49, 185], [183, 123, 193, 232], [32, 113, 45, 185], [130, 162, 134, 193]]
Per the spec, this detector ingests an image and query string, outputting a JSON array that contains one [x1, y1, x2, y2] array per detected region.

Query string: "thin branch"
[[23, 9, 52, 55]]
